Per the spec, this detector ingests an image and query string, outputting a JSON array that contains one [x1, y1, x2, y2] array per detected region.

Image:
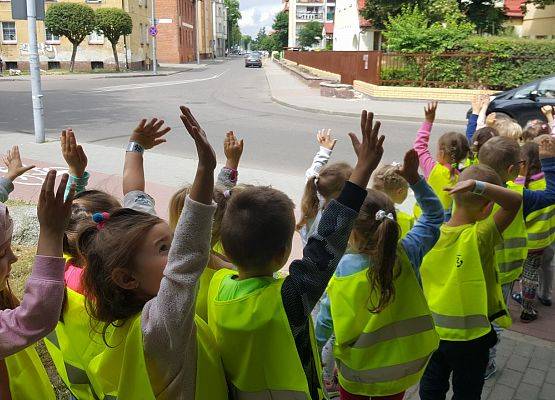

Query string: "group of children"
[[0, 101, 554, 400]]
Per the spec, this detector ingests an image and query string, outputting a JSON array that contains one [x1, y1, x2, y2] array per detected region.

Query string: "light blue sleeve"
[[401, 177, 444, 280], [0, 177, 14, 203], [64, 171, 90, 200], [315, 291, 334, 349]]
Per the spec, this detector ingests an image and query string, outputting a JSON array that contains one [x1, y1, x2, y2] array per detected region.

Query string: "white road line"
[[90, 70, 229, 93]]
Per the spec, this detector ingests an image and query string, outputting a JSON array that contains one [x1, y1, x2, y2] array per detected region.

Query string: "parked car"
[[468, 75, 555, 126], [245, 53, 262, 68]]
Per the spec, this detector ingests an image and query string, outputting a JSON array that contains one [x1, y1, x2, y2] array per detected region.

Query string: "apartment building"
[[156, 0, 196, 63], [287, 0, 335, 48], [212, 0, 226, 57]]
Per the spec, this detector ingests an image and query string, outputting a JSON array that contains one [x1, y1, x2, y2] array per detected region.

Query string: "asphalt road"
[[0, 58, 466, 176]]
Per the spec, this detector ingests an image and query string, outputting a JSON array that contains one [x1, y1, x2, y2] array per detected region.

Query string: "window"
[[47, 61, 61, 70], [5, 61, 18, 69], [538, 77, 555, 99], [89, 31, 104, 44], [1, 22, 16, 44], [91, 61, 104, 70], [45, 29, 60, 44], [513, 83, 536, 100]]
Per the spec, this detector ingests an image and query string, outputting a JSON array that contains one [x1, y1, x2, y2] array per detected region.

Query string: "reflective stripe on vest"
[[528, 226, 555, 242], [497, 260, 526, 274], [232, 386, 308, 400], [351, 315, 434, 349], [527, 207, 555, 224], [431, 313, 490, 330], [337, 354, 432, 385], [520, 178, 555, 249]]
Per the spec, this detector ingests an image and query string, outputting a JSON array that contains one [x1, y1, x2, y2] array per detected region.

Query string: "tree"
[[230, 25, 242, 48], [94, 8, 132, 72], [252, 27, 267, 51], [45, 3, 96, 72], [224, 0, 241, 50], [272, 11, 289, 50], [242, 34, 252, 50], [298, 21, 323, 48]]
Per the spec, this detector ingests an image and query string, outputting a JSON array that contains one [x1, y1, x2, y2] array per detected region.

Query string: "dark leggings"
[[419, 329, 497, 400], [339, 386, 405, 400]]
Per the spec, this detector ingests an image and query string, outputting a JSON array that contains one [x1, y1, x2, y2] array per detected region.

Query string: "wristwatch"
[[126, 141, 144, 154]]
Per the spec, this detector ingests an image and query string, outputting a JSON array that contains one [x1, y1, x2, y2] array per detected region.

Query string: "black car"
[[245, 53, 262, 68], [472, 75, 555, 126]]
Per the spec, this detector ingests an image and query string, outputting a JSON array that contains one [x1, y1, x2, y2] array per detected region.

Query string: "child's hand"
[[61, 129, 88, 178], [348, 110, 385, 188], [541, 105, 554, 123], [395, 149, 420, 185], [130, 118, 172, 150], [179, 106, 217, 171], [224, 131, 244, 170], [317, 129, 337, 150], [471, 95, 482, 115], [444, 179, 476, 196], [2, 146, 35, 181], [424, 101, 438, 124], [480, 94, 490, 112], [37, 170, 75, 256], [537, 135, 555, 159]]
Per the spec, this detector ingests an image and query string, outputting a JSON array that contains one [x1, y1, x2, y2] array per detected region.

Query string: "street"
[[0, 58, 463, 177]]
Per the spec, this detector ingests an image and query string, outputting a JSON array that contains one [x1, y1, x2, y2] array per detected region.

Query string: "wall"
[[196, 0, 213, 58], [156, 0, 196, 63], [523, 4, 555, 38]]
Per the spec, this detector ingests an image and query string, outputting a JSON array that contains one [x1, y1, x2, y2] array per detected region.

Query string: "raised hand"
[[541, 105, 554, 123], [424, 101, 438, 124], [348, 110, 385, 188], [317, 128, 337, 150], [395, 149, 420, 185], [224, 131, 244, 170], [471, 95, 482, 115], [37, 170, 75, 257], [130, 118, 172, 150], [443, 179, 476, 196], [2, 146, 35, 181], [61, 129, 88, 178]]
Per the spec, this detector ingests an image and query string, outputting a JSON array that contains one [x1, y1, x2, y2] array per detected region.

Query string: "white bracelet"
[[126, 141, 144, 154], [472, 180, 487, 195]]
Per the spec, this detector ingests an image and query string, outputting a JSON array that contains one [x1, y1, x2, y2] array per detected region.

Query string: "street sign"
[[149, 26, 158, 37], [11, 0, 45, 20]]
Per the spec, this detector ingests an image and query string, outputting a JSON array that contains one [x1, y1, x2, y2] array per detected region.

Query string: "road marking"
[[90, 70, 229, 93], [0, 166, 69, 186]]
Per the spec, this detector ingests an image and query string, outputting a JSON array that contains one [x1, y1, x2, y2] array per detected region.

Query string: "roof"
[[324, 22, 334, 34], [504, 0, 525, 18], [358, 0, 373, 28]]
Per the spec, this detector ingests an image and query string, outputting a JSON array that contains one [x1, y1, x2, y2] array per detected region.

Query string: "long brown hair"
[[438, 132, 469, 177], [352, 190, 400, 313], [0, 282, 19, 310], [296, 163, 352, 231], [77, 208, 163, 341], [521, 142, 541, 189], [470, 127, 498, 159]]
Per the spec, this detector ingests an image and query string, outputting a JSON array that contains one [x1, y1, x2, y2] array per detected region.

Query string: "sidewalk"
[[264, 59, 471, 125]]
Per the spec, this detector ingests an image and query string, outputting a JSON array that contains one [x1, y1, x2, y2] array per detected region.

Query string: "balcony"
[[297, 0, 324, 3], [296, 12, 324, 21]]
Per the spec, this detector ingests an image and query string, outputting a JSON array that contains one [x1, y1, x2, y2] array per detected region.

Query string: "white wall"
[[332, 0, 359, 50]]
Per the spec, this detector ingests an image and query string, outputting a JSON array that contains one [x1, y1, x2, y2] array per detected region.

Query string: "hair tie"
[[375, 210, 395, 222], [223, 190, 231, 199], [391, 161, 401, 168], [313, 175, 319, 188], [92, 212, 110, 230]]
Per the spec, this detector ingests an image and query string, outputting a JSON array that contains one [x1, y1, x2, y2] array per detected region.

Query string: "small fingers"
[[56, 173, 69, 202]]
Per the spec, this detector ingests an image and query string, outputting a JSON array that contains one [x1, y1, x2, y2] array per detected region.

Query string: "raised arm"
[[1, 146, 35, 203], [541, 105, 555, 135], [60, 129, 89, 200], [466, 95, 482, 144], [523, 135, 555, 217], [0, 171, 74, 358], [141, 106, 216, 397], [305, 129, 336, 180], [217, 131, 243, 189], [413, 102, 438, 179]]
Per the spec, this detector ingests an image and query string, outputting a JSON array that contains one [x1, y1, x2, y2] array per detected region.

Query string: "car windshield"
[[250, 53, 261, 59]]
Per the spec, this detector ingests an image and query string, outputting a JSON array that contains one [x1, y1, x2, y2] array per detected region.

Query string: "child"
[[316, 149, 443, 400], [521, 119, 551, 143], [1, 146, 35, 202], [1, 171, 75, 399], [419, 165, 522, 400], [297, 129, 352, 245], [371, 163, 414, 237], [46, 107, 228, 399], [413, 101, 469, 219], [466, 127, 498, 167], [207, 110, 385, 400], [493, 118, 522, 142]]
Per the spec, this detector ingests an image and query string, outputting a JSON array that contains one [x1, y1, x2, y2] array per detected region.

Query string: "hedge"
[[379, 36, 555, 90]]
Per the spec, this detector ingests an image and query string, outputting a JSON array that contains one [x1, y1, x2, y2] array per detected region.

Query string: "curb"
[[269, 95, 467, 126]]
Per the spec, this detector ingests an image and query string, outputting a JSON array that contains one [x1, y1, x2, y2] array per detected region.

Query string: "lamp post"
[[151, 0, 157, 74]]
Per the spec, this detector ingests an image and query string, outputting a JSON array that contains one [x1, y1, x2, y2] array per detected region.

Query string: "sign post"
[[150, 0, 157, 75]]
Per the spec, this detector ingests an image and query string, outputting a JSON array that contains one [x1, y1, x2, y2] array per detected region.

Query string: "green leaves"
[[94, 8, 132, 45], [298, 21, 323, 49], [272, 11, 289, 50], [44, 3, 96, 45]]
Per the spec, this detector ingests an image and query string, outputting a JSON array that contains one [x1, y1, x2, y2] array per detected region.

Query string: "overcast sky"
[[239, 0, 283, 37]]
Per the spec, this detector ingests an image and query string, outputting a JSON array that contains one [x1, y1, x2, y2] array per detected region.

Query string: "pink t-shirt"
[[64, 261, 85, 295]]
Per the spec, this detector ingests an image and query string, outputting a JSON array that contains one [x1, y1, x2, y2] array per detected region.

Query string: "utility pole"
[[26, 0, 45, 143], [151, 0, 157, 74]]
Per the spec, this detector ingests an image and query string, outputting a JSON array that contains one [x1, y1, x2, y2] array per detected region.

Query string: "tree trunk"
[[112, 43, 120, 72], [70, 43, 78, 72]]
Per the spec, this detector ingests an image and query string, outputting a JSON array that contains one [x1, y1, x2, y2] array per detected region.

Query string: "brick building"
[[156, 0, 196, 63]]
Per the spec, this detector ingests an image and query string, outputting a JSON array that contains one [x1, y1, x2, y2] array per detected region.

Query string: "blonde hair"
[[372, 164, 408, 198], [493, 118, 523, 142], [168, 186, 191, 231]]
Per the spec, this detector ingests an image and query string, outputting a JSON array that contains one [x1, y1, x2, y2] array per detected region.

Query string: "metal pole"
[[195, 0, 200, 64], [151, 0, 157, 74], [26, 0, 45, 143]]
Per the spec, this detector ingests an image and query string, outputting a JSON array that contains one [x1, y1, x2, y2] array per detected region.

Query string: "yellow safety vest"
[[196, 267, 218, 321], [4, 344, 56, 400], [495, 182, 527, 285], [463, 157, 479, 168], [420, 221, 509, 341], [327, 249, 439, 396], [397, 209, 415, 238], [414, 163, 458, 218], [208, 269, 324, 400], [46, 288, 228, 399], [520, 178, 555, 250]]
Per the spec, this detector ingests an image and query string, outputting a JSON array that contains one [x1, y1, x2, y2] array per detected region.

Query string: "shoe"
[[512, 292, 523, 305], [324, 378, 339, 397], [520, 310, 538, 323], [484, 361, 497, 380], [538, 296, 552, 307]]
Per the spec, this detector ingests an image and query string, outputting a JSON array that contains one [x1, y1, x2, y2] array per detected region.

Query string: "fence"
[[283, 50, 381, 85]]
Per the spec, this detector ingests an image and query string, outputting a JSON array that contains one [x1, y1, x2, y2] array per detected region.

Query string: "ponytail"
[[296, 176, 321, 231], [438, 132, 470, 180]]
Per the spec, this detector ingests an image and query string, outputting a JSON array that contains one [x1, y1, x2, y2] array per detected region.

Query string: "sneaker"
[[484, 361, 497, 380], [324, 378, 339, 397], [538, 296, 552, 307], [512, 292, 523, 305], [520, 310, 538, 323]]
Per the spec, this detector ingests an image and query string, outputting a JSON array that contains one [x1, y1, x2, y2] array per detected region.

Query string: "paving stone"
[[546, 368, 555, 385], [533, 346, 554, 362], [514, 382, 540, 400], [497, 355, 509, 370], [507, 354, 530, 372], [523, 369, 547, 387], [481, 386, 491, 399], [497, 368, 523, 389], [530, 358, 551, 372], [539, 383, 555, 400], [488, 384, 515, 400], [514, 342, 536, 357]]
